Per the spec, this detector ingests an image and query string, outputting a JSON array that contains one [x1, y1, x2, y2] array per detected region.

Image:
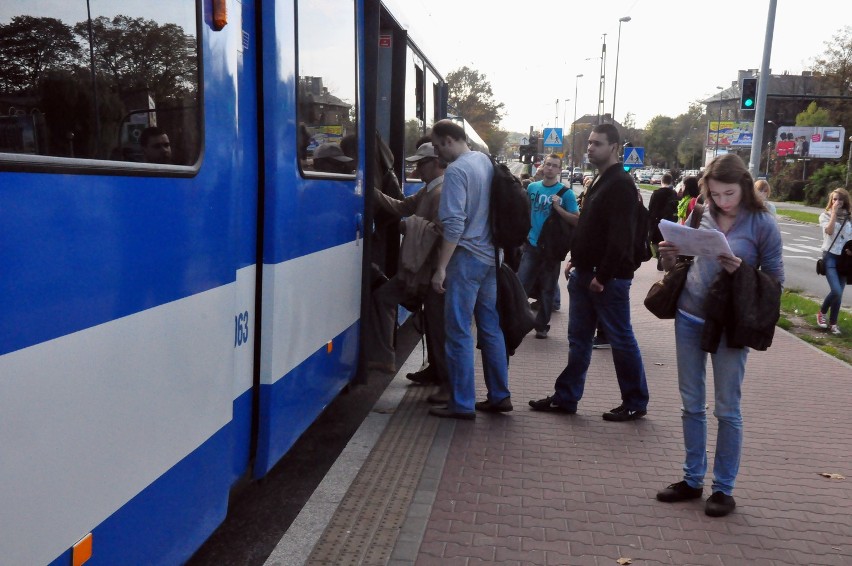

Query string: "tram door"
[[252, 0, 365, 477]]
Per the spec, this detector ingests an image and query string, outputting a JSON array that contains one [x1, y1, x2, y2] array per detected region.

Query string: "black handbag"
[[644, 258, 693, 319], [537, 187, 573, 262], [643, 205, 703, 319]]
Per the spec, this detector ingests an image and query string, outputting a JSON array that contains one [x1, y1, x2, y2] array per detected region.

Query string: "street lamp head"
[[619, 16, 632, 22], [576, 73, 583, 78]]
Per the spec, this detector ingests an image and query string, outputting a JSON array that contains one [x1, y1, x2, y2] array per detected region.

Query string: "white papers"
[[658, 220, 733, 258]]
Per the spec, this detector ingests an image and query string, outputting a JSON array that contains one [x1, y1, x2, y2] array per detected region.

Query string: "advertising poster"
[[775, 126, 846, 159], [707, 121, 754, 147]]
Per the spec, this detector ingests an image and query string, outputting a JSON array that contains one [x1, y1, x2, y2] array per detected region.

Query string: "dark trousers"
[[368, 275, 447, 387]]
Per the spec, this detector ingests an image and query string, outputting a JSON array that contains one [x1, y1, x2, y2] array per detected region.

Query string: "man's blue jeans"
[[444, 247, 510, 413], [553, 268, 648, 411], [820, 252, 847, 325], [517, 243, 560, 332], [675, 311, 748, 496]]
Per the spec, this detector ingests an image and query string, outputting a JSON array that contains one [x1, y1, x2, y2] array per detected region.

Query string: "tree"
[[811, 26, 852, 140], [445, 66, 506, 155], [795, 101, 832, 126], [0, 16, 81, 94], [643, 115, 678, 167], [73, 15, 198, 107]]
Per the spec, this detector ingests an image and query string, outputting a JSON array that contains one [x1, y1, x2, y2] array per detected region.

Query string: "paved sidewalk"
[[296, 260, 852, 565]]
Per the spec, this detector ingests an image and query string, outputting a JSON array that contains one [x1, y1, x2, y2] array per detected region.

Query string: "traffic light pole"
[[747, 0, 776, 178]]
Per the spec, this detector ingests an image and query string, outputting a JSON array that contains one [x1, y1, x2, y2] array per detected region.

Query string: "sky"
[[387, 0, 847, 134]]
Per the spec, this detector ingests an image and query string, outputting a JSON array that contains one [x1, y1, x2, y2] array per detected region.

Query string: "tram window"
[[296, 0, 358, 177], [0, 2, 200, 168], [403, 53, 428, 181]]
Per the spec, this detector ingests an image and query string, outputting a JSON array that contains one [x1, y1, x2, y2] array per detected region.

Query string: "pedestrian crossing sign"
[[623, 147, 644, 167], [543, 128, 563, 147]]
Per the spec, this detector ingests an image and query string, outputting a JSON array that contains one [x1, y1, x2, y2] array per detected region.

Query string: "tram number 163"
[[235, 311, 249, 347]]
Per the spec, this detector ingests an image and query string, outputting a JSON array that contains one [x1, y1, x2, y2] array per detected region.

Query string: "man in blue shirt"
[[517, 154, 579, 338], [429, 119, 511, 419]]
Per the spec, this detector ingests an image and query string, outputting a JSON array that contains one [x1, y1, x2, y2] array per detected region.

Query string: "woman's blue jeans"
[[444, 247, 510, 413], [820, 252, 847, 325], [675, 311, 748, 496]]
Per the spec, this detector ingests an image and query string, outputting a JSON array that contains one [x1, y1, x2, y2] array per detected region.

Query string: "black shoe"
[[475, 397, 513, 413], [528, 395, 576, 414], [592, 335, 610, 349], [705, 492, 736, 517], [427, 389, 449, 405], [656, 481, 703, 503], [530, 301, 540, 311], [535, 329, 548, 339], [406, 367, 437, 385], [602, 404, 646, 422], [428, 406, 475, 420]]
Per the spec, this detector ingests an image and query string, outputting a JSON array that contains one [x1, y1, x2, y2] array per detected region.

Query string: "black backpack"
[[489, 157, 531, 250], [537, 186, 574, 262], [633, 197, 653, 269]]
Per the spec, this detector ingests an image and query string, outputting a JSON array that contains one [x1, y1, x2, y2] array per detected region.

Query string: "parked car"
[[635, 169, 653, 184], [560, 169, 572, 181], [650, 173, 664, 185], [572, 167, 583, 183]]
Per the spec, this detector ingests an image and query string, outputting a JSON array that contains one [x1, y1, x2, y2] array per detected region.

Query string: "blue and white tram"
[[0, 0, 445, 563]]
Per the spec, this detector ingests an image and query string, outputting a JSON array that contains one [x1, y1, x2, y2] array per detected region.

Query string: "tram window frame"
[[295, 0, 359, 180], [0, 1, 203, 177]]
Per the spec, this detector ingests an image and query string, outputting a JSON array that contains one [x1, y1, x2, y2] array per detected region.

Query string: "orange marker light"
[[327, 340, 333, 354], [72, 533, 93, 566], [213, 0, 228, 31]]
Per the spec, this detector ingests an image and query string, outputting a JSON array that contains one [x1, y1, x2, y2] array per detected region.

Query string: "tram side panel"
[[253, 0, 365, 477], [0, 1, 259, 565]]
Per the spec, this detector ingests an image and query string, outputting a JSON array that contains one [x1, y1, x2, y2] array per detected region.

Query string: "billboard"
[[707, 121, 754, 148], [775, 126, 846, 159]]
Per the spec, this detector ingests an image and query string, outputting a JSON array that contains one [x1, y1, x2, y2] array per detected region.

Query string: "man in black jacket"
[[647, 173, 679, 270], [530, 123, 649, 421]]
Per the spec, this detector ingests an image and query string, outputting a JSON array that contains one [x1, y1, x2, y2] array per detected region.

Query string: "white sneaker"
[[817, 311, 828, 329], [830, 324, 841, 335]]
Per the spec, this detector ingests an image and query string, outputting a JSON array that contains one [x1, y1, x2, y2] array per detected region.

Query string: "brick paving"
[[312, 260, 852, 565]]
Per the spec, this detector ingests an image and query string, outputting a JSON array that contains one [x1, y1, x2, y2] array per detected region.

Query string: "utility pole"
[[747, 0, 777, 178]]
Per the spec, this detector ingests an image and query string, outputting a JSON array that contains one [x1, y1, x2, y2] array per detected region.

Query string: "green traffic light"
[[745, 99, 754, 108]]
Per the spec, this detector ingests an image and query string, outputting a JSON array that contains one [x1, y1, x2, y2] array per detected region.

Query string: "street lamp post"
[[572, 74, 583, 170], [714, 86, 723, 157], [555, 99, 559, 129], [611, 16, 631, 126]]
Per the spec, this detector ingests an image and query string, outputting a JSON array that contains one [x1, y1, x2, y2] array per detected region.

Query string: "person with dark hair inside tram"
[[140, 126, 172, 164], [312, 142, 355, 174]]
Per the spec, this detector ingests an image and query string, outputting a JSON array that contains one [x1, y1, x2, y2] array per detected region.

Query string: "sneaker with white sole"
[[817, 311, 828, 329], [830, 324, 842, 335]]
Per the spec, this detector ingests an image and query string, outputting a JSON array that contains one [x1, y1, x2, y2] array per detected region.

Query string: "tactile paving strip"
[[307, 385, 438, 565]]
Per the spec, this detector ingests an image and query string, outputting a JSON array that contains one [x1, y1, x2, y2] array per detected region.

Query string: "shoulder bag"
[[643, 205, 704, 319], [537, 186, 573, 262]]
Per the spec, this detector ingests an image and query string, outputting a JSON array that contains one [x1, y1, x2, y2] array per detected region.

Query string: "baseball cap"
[[405, 142, 438, 162], [313, 142, 353, 162]]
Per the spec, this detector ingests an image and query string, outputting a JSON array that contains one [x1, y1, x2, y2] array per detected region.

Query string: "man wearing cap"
[[367, 143, 450, 401], [312, 142, 355, 174]]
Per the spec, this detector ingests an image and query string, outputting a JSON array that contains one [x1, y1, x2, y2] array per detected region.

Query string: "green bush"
[[804, 162, 847, 205]]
